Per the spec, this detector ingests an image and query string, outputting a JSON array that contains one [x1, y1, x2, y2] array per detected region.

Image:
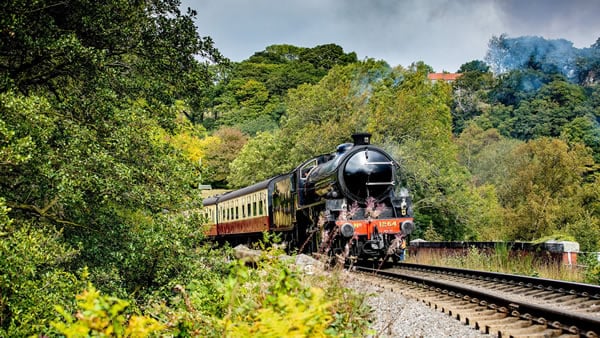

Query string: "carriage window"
[[247, 204, 251, 217], [235, 206, 239, 219], [259, 200, 264, 215], [253, 201, 257, 216]]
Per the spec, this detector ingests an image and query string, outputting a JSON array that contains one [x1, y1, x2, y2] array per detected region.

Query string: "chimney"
[[352, 133, 371, 145]]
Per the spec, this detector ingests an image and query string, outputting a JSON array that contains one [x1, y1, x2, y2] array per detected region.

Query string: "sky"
[[182, 0, 600, 73]]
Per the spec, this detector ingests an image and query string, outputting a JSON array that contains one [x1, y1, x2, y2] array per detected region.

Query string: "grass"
[[405, 244, 588, 283]]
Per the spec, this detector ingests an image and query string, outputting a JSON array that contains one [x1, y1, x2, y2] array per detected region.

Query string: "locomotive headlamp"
[[340, 223, 355, 238], [401, 220, 414, 235]]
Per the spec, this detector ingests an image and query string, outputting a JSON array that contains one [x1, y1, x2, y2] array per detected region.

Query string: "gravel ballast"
[[342, 273, 491, 337]]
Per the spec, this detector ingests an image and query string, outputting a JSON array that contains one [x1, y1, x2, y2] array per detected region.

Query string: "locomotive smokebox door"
[[351, 133, 371, 145]]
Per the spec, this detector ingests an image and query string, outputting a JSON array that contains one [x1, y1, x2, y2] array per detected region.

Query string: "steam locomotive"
[[202, 133, 414, 262]]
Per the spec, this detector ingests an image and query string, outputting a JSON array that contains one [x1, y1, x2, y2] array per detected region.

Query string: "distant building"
[[427, 73, 462, 83]]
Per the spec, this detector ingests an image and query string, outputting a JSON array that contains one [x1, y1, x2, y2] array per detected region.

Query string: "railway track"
[[354, 262, 600, 337]]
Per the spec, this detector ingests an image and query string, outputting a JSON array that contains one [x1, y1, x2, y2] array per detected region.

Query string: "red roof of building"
[[427, 73, 462, 81]]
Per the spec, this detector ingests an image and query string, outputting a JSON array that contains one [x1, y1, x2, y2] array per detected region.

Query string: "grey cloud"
[[183, 0, 599, 72], [493, 0, 600, 47]]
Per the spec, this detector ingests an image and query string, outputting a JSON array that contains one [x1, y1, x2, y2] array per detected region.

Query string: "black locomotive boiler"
[[202, 133, 414, 262]]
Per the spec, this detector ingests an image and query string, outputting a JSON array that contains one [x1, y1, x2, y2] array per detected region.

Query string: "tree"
[[367, 62, 505, 240], [0, 1, 227, 334], [299, 43, 358, 71], [229, 59, 496, 240], [452, 60, 494, 134], [228, 131, 291, 188], [0, 0, 223, 98], [485, 35, 578, 80], [283, 60, 381, 162], [561, 116, 600, 162], [498, 138, 595, 240], [456, 124, 523, 187], [0, 197, 82, 335], [247, 44, 305, 64], [455, 124, 503, 177], [226, 60, 386, 184], [202, 127, 248, 187], [574, 37, 600, 85], [506, 79, 587, 140], [488, 69, 552, 107], [458, 60, 490, 73], [201, 43, 357, 131]]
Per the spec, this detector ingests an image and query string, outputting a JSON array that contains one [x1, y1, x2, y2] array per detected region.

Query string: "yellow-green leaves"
[[52, 284, 164, 337]]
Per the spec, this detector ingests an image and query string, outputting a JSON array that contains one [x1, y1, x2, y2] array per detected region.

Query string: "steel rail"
[[357, 265, 600, 336], [398, 262, 600, 298]]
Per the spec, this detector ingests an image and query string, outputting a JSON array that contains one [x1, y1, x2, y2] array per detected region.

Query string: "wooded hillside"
[[1, 0, 599, 335], [200, 36, 600, 249]]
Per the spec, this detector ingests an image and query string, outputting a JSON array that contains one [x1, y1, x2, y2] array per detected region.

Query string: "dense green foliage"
[[51, 245, 373, 337], [0, 1, 388, 335], [0, 0, 225, 335], [2, 0, 600, 333], [446, 35, 600, 251], [227, 60, 502, 241], [198, 43, 357, 134], [221, 35, 600, 251]]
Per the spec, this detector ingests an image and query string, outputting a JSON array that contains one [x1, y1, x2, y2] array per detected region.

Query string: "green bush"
[[52, 283, 164, 337], [144, 242, 372, 337], [0, 198, 84, 336], [580, 253, 600, 285], [220, 260, 333, 337]]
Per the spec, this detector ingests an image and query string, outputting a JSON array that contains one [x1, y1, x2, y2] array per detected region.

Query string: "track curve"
[[354, 262, 600, 337]]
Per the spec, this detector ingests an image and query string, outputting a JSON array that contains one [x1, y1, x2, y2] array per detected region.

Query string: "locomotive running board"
[[364, 161, 394, 165]]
